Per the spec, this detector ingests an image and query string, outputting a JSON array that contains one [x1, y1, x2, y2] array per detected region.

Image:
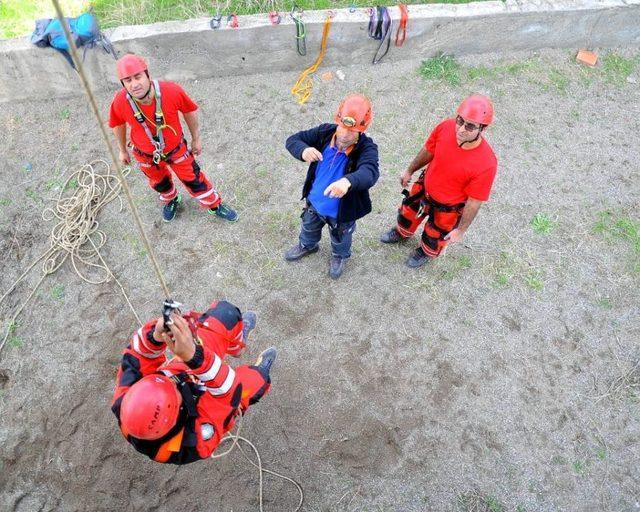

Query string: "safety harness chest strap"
[[126, 80, 166, 163]]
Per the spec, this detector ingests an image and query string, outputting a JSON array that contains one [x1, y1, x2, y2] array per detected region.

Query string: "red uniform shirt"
[[108, 81, 198, 154], [423, 118, 498, 204]]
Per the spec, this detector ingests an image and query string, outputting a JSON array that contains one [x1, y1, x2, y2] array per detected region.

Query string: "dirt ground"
[[1, 46, 639, 512]]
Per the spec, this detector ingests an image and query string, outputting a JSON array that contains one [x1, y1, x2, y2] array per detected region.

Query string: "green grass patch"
[[601, 53, 638, 85], [547, 69, 569, 93], [5, 321, 23, 349], [596, 297, 613, 310], [51, 285, 66, 300], [457, 491, 505, 512], [25, 188, 41, 203], [419, 54, 462, 86], [525, 270, 544, 292], [594, 210, 640, 273], [123, 233, 148, 258], [0, 199, 11, 207], [531, 213, 557, 235], [0, 0, 87, 40], [441, 254, 472, 280], [491, 251, 517, 288], [572, 460, 588, 477]]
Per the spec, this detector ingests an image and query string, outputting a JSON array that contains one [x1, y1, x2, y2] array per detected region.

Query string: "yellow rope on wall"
[[291, 16, 332, 105]]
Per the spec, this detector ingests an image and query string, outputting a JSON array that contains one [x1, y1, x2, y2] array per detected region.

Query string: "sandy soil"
[[0, 47, 639, 512]]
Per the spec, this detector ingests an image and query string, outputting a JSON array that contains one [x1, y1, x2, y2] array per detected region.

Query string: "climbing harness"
[[269, 11, 281, 25], [210, 14, 222, 29], [368, 6, 392, 64], [291, 15, 332, 105], [395, 3, 408, 47], [290, 5, 306, 56], [125, 80, 178, 165], [227, 13, 239, 28]]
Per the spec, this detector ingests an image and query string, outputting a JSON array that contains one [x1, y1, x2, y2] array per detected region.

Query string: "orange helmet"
[[457, 95, 493, 126], [335, 94, 373, 133], [116, 54, 148, 80], [120, 374, 182, 440]]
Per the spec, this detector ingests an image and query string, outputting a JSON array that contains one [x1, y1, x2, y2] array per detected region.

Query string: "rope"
[[51, 0, 172, 300], [212, 413, 304, 512], [290, 5, 306, 56], [395, 4, 408, 47], [368, 6, 393, 65], [291, 16, 332, 105], [41, 4, 304, 511], [0, 160, 142, 355]]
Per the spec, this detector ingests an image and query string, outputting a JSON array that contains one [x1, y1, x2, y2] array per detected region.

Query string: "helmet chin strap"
[[139, 84, 152, 101], [458, 127, 484, 148]]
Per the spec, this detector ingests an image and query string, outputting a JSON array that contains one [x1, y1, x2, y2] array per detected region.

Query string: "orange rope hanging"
[[291, 16, 332, 105]]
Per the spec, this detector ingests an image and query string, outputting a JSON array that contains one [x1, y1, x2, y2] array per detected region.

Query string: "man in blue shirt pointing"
[[284, 94, 380, 279]]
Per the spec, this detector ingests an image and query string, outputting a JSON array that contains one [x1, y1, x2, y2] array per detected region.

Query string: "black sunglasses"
[[456, 115, 482, 132]]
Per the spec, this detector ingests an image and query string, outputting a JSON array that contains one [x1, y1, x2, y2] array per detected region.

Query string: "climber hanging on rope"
[[108, 54, 238, 222], [112, 300, 275, 464]]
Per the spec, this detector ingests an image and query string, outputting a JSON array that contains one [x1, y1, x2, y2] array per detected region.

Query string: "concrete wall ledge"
[[1, 0, 639, 102]]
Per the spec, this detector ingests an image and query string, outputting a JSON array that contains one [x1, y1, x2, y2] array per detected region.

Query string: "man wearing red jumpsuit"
[[111, 301, 275, 464], [380, 95, 498, 268], [109, 54, 237, 223]]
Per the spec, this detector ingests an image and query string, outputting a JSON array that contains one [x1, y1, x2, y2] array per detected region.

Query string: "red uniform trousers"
[[133, 140, 222, 208], [396, 172, 465, 258]]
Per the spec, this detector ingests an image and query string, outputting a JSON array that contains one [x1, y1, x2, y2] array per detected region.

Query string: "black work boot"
[[254, 347, 277, 379], [329, 256, 346, 279], [406, 247, 431, 268], [241, 311, 257, 341], [380, 227, 403, 244], [284, 243, 319, 261]]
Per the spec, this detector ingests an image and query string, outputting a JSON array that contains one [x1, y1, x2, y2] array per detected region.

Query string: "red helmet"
[[120, 374, 181, 440], [335, 94, 373, 133], [116, 54, 148, 80], [457, 95, 494, 126]]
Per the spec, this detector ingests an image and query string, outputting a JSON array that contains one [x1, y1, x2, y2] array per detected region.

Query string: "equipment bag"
[[31, 11, 117, 69]]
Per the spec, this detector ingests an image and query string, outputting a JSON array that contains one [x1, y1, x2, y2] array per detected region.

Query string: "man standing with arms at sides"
[[109, 54, 237, 222], [380, 95, 498, 267]]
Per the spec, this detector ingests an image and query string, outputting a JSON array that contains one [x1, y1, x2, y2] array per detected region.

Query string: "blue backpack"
[[31, 12, 116, 69]]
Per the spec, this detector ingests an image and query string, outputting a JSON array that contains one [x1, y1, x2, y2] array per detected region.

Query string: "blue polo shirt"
[[308, 140, 352, 218]]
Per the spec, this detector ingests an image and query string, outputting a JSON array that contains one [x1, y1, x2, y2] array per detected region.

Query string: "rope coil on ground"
[[291, 16, 332, 105], [0, 160, 141, 356]]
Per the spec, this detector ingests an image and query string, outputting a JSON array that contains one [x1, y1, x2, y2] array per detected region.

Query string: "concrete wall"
[[1, 0, 639, 102]]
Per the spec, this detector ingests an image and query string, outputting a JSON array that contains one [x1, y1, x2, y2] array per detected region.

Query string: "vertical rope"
[[50, 0, 171, 299]]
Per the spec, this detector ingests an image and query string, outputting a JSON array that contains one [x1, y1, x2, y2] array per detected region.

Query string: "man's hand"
[[324, 177, 351, 198], [119, 149, 131, 165], [190, 136, 202, 156], [444, 228, 465, 244], [399, 169, 413, 188], [153, 314, 196, 361], [302, 147, 323, 163]]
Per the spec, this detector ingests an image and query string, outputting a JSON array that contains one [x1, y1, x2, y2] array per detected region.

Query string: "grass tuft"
[[419, 54, 462, 86]]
